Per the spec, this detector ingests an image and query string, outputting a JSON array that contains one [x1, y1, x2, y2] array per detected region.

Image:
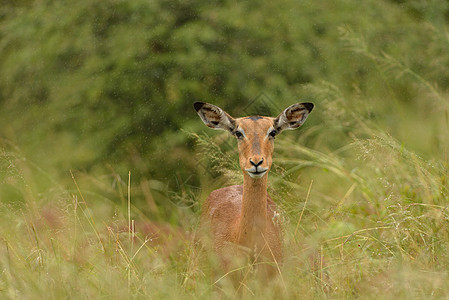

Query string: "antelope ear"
[[193, 102, 237, 132], [273, 102, 314, 133]]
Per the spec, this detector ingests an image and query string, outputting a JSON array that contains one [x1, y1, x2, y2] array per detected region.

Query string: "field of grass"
[[1, 81, 448, 299], [1, 0, 449, 299]]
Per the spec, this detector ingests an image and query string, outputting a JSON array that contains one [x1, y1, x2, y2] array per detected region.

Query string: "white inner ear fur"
[[219, 113, 235, 131], [197, 103, 236, 132], [274, 103, 310, 132]]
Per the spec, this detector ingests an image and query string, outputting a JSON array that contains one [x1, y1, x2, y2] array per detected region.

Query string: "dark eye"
[[269, 129, 277, 139], [235, 131, 243, 139]]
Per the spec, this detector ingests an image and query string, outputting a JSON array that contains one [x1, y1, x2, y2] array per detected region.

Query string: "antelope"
[[194, 101, 313, 277]]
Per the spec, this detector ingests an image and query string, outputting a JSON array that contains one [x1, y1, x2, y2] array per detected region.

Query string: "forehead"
[[236, 116, 274, 132]]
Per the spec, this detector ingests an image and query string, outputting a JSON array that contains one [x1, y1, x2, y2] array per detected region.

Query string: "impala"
[[194, 101, 313, 277]]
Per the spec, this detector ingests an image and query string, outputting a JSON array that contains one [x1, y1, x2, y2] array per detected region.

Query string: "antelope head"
[[194, 102, 313, 179]]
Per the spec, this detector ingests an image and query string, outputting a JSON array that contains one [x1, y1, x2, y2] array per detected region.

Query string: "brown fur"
[[200, 185, 282, 275], [194, 101, 313, 279]]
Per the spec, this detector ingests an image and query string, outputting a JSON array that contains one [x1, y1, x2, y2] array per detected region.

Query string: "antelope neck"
[[237, 173, 268, 247]]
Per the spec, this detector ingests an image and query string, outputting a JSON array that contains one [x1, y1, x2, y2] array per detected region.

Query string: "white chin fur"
[[246, 170, 267, 178]]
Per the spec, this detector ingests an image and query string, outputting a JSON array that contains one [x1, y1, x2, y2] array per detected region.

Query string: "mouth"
[[245, 168, 268, 179]]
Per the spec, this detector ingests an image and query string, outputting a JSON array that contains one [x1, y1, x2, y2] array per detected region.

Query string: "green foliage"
[[2, 0, 446, 182], [0, 0, 449, 298]]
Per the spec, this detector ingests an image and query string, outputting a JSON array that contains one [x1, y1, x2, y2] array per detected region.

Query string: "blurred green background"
[[2, 0, 447, 202], [1, 0, 449, 298]]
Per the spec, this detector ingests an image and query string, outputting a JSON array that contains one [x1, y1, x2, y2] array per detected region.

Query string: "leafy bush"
[[0, 0, 449, 298]]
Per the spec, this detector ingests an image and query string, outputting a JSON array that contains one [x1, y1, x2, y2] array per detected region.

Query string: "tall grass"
[[187, 26, 449, 296], [189, 117, 449, 298], [1, 23, 449, 299], [0, 144, 195, 299]]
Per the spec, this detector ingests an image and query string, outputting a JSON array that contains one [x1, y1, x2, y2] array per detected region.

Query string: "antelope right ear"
[[193, 102, 237, 132], [273, 102, 314, 133]]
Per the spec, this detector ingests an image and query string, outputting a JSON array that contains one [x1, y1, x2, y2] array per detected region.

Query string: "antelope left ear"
[[193, 101, 237, 132], [273, 102, 314, 132]]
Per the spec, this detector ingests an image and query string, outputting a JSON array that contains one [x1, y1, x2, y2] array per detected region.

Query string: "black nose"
[[250, 158, 264, 167]]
